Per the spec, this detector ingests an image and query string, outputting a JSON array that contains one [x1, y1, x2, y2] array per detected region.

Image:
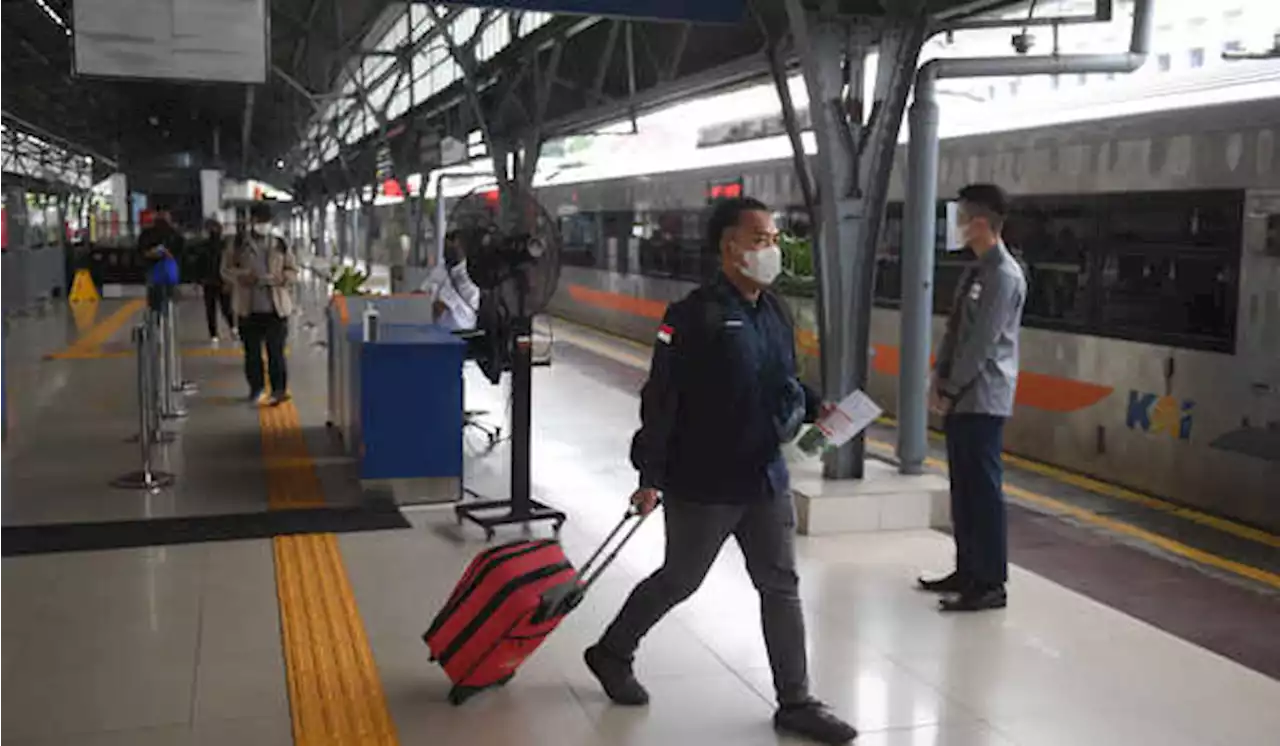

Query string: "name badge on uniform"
[[723, 318, 744, 329], [969, 281, 983, 301], [656, 324, 674, 345]]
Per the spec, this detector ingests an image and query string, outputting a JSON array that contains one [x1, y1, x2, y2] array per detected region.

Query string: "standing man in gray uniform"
[[919, 183, 1026, 612]]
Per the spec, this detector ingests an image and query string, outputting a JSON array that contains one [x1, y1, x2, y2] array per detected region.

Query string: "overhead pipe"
[[897, 0, 1153, 474], [937, 0, 1112, 32]]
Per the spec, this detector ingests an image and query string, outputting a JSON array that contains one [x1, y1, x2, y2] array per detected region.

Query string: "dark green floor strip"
[[1, 502, 411, 557]]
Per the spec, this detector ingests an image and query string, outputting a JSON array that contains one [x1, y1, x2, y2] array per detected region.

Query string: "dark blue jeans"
[[944, 413, 1008, 588]]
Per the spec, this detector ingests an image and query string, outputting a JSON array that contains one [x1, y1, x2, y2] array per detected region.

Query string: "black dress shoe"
[[939, 586, 1007, 612], [774, 699, 858, 745], [584, 645, 649, 706], [917, 571, 971, 594]]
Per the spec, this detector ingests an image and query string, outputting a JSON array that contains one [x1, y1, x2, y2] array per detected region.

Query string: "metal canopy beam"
[[783, 0, 927, 480], [459, 0, 747, 24]]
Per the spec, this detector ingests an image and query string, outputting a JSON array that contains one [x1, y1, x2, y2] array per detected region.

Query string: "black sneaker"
[[584, 645, 649, 706], [916, 571, 971, 594], [939, 585, 1007, 612], [774, 699, 858, 744]]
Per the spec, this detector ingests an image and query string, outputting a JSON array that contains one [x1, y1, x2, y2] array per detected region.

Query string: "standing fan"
[[449, 185, 567, 539]]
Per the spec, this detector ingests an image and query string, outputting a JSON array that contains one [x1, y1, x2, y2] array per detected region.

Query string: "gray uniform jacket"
[[935, 242, 1027, 417]]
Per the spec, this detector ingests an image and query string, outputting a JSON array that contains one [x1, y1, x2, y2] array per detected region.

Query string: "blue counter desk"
[[329, 304, 466, 503], [327, 294, 441, 442]]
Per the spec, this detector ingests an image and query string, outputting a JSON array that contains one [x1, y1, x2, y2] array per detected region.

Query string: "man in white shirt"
[[421, 231, 480, 330]]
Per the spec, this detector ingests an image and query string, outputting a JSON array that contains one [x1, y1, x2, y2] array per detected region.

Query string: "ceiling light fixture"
[[33, 0, 71, 36]]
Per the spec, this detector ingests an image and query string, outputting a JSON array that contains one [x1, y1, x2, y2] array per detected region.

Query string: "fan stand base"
[[455, 498, 567, 541]]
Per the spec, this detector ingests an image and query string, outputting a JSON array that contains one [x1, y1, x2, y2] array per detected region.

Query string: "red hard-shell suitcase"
[[424, 509, 651, 705]]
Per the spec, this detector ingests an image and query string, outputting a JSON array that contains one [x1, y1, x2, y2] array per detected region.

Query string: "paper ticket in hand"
[[795, 390, 883, 457]]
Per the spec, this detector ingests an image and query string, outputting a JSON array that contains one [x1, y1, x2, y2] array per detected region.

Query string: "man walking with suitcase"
[[584, 197, 859, 745], [918, 183, 1026, 612]]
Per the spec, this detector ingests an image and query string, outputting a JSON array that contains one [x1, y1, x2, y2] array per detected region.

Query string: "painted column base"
[[791, 457, 951, 536]]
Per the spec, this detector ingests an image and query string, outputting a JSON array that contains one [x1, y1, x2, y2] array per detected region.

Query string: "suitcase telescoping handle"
[[535, 501, 660, 623], [577, 501, 659, 594]]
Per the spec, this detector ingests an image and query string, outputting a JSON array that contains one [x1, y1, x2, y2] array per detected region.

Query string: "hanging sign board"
[[459, 0, 744, 23], [73, 0, 268, 83]]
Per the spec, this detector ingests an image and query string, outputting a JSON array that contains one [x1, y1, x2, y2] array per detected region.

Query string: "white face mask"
[[251, 223, 269, 237], [741, 245, 782, 286]]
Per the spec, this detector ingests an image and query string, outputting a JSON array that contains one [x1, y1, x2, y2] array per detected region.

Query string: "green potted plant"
[[775, 231, 817, 298], [331, 266, 370, 296]]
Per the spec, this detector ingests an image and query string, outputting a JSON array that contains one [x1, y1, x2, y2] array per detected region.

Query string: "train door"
[[1237, 189, 1280, 436]]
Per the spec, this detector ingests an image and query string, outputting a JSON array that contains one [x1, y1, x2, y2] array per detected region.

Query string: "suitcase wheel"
[[448, 674, 514, 706]]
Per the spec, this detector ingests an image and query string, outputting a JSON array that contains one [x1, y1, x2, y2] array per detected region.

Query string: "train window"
[[1094, 190, 1242, 351], [1004, 197, 1098, 329], [559, 213, 600, 269], [1102, 191, 1240, 249], [639, 211, 685, 277], [874, 203, 904, 305], [1098, 250, 1235, 348]]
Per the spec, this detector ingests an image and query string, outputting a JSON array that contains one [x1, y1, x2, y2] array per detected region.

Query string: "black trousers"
[[239, 313, 287, 395], [203, 284, 233, 337], [598, 494, 809, 707], [944, 413, 1008, 588]]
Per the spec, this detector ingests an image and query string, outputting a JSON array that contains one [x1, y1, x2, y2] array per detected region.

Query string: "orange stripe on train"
[[569, 283, 1114, 414], [568, 283, 668, 319]]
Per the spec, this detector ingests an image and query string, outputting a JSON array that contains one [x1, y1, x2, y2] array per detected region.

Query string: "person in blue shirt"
[[583, 197, 858, 745]]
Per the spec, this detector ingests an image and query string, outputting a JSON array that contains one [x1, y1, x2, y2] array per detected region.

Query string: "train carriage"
[[530, 97, 1280, 532]]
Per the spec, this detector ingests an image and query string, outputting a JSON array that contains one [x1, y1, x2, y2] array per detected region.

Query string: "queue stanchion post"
[[168, 296, 197, 394], [159, 296, 188, 419], [151, 308, 179, 441], [112, 321, 175, 491], [124, 307, 176, 443]]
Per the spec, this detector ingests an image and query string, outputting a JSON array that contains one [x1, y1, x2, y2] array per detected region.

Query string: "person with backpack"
[[583, 197, 859, 745], [221, 203, 297, 406], [136, 208, 185, 312]]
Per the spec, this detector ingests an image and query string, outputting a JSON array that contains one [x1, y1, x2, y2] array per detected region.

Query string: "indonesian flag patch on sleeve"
[[656, 324, 674, 345]]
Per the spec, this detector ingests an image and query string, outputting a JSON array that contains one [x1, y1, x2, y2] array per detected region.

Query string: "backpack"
[[148, 247, 180, 286]]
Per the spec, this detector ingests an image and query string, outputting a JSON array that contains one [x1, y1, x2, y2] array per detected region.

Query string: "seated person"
[[420, 231, 480, 331]]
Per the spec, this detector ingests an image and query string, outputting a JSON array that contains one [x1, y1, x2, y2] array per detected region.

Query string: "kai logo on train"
[[1126, 391, 1194, 440]]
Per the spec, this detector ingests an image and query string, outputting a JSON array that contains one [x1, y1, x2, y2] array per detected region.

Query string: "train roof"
[[938, 96, 1280, 152]]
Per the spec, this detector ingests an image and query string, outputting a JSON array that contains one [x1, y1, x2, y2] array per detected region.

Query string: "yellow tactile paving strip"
[[46, 298, 146, 359], [260, 401, 328, 510], [259, 397, 400, 745]]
